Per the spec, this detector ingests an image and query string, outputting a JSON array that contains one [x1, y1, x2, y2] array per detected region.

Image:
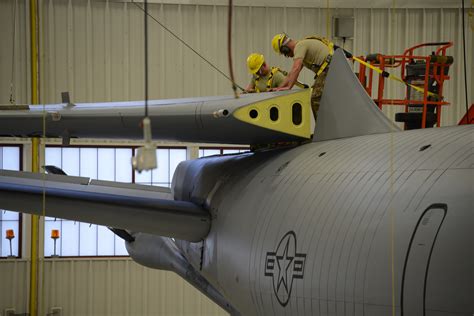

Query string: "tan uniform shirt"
[[293, 39, 330, 73], [249, 68, 286, 92]]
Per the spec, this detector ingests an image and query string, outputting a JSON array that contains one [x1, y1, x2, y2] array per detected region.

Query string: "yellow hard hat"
[[272, 33, 287, 54], [247, 53, 265, 74]]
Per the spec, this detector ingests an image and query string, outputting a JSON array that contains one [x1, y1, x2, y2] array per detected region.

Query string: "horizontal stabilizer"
[[0, 170, 210, 242], [0, 89, 312, 145]]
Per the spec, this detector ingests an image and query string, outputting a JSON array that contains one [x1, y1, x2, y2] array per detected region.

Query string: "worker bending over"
[[271, 33, 351, 122]]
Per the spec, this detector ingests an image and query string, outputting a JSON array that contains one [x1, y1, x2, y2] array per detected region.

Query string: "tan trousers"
[[311, 68, 329, 123]]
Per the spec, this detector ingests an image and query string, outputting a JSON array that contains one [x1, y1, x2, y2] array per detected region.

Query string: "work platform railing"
[[355, 42, 453, 129]]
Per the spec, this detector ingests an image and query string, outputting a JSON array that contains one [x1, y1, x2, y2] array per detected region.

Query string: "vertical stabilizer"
[[314, 49, 399, 141]]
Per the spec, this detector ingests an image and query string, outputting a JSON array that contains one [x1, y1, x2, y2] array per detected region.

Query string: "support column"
[[29, 138, 40, 316], [29, 0, 40, 315]]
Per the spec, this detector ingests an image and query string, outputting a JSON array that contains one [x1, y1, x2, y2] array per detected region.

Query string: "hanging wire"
[[10, 0, 17, 105], [326, 0, 330, 38], [144, 0, 149, 117], [227, 0, 239, 98], [470, 1, 474, 31], [131, 1, 245, 92], [390, 2, 397, 316], [461, 0, 470, 123], [39, 0, 48, 313]]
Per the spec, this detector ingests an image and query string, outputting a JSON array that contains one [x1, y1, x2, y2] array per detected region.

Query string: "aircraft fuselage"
[[171, 125, 473, 315]]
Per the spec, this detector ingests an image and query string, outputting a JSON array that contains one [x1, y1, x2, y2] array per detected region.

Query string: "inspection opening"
[[270, 107, 279, 121], [249, 109, 258, 119], [292, 103, 302, 125]]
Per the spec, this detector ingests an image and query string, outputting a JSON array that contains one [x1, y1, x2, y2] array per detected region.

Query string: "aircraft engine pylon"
[[126, 233, 240, 315]]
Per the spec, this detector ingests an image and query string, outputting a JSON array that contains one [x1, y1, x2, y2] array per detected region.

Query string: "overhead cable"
[[227, 0, 239, 98], [131, 0, 158, 173], [10, 0, 17, 104], [144, 0, 148, 117], [461, 0, 470, 123], [131, 1, 245, 92]]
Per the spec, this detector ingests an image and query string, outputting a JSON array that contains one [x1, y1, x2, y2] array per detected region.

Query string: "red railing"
[[356, 42, 453, 129]]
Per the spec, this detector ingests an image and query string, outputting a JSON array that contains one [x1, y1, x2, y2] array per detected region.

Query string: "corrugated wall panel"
[[1, 1, 471, 125], [0, 0, 30, 106], [0, 260, 29, 312], [0, 259, 227, 315]]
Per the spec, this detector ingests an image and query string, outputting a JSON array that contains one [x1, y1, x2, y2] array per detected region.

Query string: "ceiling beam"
[[108, 0, 462, 9]]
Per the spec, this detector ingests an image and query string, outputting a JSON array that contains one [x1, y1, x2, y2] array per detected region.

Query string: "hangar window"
[[135, 148, 186, 187], [199, 147, 249, 158], [43, 146, 187, 257], [0, 145, 22, 258]]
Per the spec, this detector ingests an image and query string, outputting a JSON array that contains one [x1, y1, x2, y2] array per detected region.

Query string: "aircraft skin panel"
[[0, 170, 210, 242], [402, 204, 446, 316], [419, 170, 473, 314], [232, 89, 312, 139], [0, 90, 311, 145], [0, 121, 471, 314], [169, 125, 473, 315]]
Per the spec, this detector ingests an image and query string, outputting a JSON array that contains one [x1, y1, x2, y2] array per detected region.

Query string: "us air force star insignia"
[[264, 231, 306, 307]]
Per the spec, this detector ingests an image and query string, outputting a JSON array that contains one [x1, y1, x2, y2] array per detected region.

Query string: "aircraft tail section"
[[314, 49, 400, 141]]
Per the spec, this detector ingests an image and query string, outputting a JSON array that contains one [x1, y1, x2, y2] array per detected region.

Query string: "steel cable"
[[131, 1, 245, 92]]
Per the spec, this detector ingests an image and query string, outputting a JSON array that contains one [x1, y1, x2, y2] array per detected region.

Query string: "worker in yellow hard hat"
[[271, 33, 351, 122], [244, 53, 287, 93]]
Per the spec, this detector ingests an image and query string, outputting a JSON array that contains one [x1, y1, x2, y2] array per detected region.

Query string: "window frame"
[[199, 146, 250, 158], [0, 144, 23, 259], [43, 144, 187, 258]]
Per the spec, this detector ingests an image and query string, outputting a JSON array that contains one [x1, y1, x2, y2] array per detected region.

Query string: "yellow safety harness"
[[351, 56, 438, 97], [304, 36, 335, 76], [255, 67, 283, 92], [254, 67, 308, 92]]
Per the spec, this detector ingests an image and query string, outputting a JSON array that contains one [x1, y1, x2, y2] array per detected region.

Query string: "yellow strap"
[[352, 56, 438, 97], [304, 35, 334, 52], [254, 67, 280, 92], [316, 48, 333, 76], [257, 67, 308, 90], [316, 60, 330, 76], [327, 42, 334, 55], [304, 36, 334, 77], [254, 75, 261, 93], [266, 67, 280, 89]]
